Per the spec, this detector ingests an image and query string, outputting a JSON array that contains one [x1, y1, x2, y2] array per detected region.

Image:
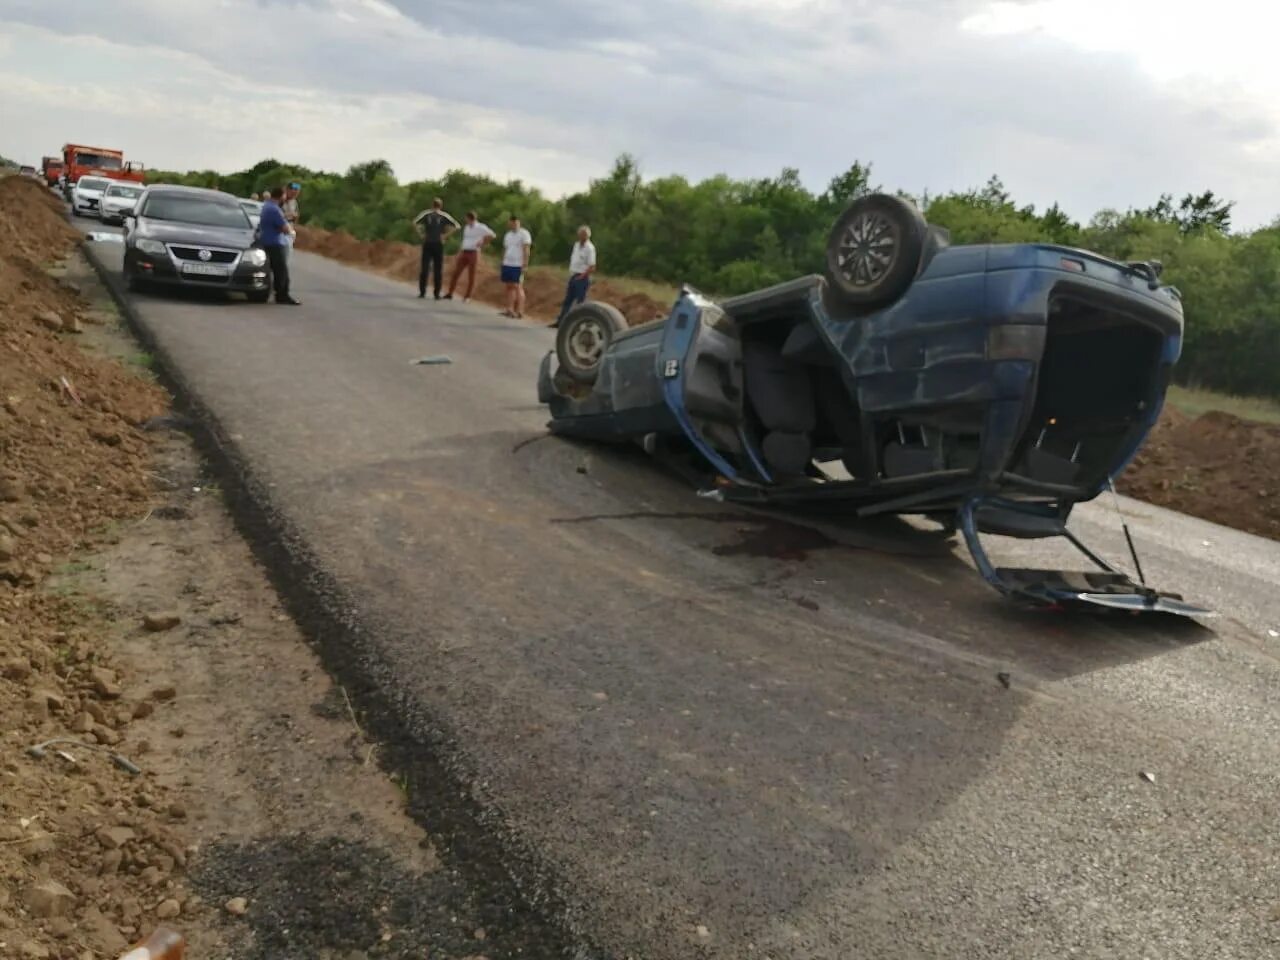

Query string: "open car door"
[[960, 496, 1213, 616]]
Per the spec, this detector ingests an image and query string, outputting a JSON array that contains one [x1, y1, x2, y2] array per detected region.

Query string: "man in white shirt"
[[500, 215, 533, 319], [555, 225, 598, 327], [445, 210, 495, 302]]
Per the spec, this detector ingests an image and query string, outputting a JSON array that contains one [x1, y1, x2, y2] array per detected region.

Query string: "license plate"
[[181, 263, 230, 277]]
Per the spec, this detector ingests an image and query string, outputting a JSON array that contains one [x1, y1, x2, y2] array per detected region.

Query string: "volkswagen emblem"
[[198, 249, 212, 261]]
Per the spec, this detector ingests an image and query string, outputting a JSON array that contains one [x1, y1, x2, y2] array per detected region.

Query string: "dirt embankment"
[[293, 225, 667, 327], [0, 176, 184, 956], [1121, 406, 1280, 540]]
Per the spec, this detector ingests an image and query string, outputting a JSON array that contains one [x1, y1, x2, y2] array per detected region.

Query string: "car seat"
[[742, 337, 815, 477]]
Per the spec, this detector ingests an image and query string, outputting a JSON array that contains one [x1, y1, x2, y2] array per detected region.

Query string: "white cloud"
[[2, 0, 1279, 226]]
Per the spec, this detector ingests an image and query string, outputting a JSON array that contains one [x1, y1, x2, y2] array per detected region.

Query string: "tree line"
[[146, 156, 1279, 398]]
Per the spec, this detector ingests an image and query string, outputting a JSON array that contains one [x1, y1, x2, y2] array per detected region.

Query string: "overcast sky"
[[2, 0, 1278, 226]]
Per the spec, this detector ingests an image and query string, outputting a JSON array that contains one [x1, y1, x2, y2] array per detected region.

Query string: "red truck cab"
[[61, 143, 145, 188], [41, 156, 64, 187]]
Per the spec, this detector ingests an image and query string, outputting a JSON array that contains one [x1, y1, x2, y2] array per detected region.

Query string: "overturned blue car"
[[538, 194, 1210, 616]]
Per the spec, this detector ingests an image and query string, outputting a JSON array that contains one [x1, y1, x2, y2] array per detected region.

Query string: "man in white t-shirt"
[[554, 225, 598, 327], [444, 211, 495, 302], [500, 215, 532, 319]]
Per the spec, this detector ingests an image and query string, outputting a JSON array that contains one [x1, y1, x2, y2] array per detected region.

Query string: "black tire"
[[824, 193, 927, 310], [124, 265, 148, 294], [247, 289, 271, 303], [556, 302, 626, 384]]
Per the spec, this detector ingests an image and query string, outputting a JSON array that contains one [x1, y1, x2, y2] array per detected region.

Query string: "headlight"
[[243, 248, 267, 267], [135, 238, 166, 256]]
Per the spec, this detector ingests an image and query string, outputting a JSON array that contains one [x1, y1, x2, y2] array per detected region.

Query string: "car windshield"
[[106, 185, 142, 199], [140, 194, 250, 229], [240, 201, 262, 213], [75, 153, 123, 170], [78, 178, 109, 192]]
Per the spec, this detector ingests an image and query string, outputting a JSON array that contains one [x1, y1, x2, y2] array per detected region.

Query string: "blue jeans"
[[557, 275, 591, 322]]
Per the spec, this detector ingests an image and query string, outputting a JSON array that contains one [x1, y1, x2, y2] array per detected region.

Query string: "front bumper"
[[74, 198, 101, 216], [126, 244, 270, 294]]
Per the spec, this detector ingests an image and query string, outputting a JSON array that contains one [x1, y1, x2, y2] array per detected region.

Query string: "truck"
[[41, 156, 64, 187], [61, 144, 146, 196]]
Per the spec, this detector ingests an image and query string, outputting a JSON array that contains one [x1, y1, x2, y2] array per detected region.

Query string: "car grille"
[[85, 198, 99, 208], [169, 246, 238, 264]]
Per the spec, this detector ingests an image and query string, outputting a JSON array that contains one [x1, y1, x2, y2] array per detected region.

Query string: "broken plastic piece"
[[412, 355, 452, 365], [118, 927, 185, 960]]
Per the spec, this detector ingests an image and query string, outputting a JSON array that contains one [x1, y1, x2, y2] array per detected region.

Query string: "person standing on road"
[[444, 211, 495, 302], [554, 225, 597, 327], [413, 198, 459, 300], [259, 187, 301, 306], [281, 182, 301, 262], [500, 215, 532, 319]]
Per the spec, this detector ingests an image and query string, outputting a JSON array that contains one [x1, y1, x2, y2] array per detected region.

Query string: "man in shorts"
[[500, 215, 532, 318], [444, 211, 495, 302]]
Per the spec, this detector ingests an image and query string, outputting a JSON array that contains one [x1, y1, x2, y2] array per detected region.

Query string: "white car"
[[239, 199, 263, 230], [71, 176, 112, 218], [100, 182, 146, 226]]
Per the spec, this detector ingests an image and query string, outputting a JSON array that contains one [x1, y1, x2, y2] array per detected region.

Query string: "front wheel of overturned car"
[[824, 193, 927, 311], [556, 302, 626, 384]]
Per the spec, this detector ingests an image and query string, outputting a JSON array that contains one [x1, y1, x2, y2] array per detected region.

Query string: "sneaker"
[[443, 293, 453, 300], [417, 292, 425, 299], [276, 296, 302, 306], [433, 294, 441, 300]]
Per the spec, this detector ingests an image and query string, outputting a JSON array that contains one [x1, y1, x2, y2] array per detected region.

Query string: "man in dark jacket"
[[413, 198, 460, 300]]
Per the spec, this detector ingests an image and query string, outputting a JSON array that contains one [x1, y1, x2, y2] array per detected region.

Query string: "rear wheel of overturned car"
[[824, 193, 927, 310], [556, 302, 626, 384]]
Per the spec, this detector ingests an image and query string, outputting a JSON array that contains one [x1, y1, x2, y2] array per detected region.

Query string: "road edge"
[[80, 237, 598, 959]]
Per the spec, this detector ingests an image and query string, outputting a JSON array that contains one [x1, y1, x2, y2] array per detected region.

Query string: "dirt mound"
[[294, 224, 668, 327], [1122, 408, 1280, 539], [1, 175, 180, 958]]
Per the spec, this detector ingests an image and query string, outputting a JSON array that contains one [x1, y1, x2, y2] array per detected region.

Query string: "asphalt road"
[[79, 220, 1280, 959]]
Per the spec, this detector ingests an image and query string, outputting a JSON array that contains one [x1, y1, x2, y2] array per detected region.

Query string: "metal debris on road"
[[411, 355, 453, 365], [1139, 770, 1156, 784]]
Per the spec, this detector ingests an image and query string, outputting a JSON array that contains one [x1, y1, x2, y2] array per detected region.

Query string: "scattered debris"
[[58, 375, 83, 405], [26, 737, 142, 775], [996, 671, 1012, 689], [1139, 771, 1156, 784], [412, 355, 453, 365], [224, 896, 249, 916]]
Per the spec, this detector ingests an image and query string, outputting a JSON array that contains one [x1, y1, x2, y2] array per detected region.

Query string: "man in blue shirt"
[[258, 186, 301, 305]]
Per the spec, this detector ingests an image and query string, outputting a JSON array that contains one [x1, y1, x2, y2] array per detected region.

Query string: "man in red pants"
[[444, 211, 495, 302]]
